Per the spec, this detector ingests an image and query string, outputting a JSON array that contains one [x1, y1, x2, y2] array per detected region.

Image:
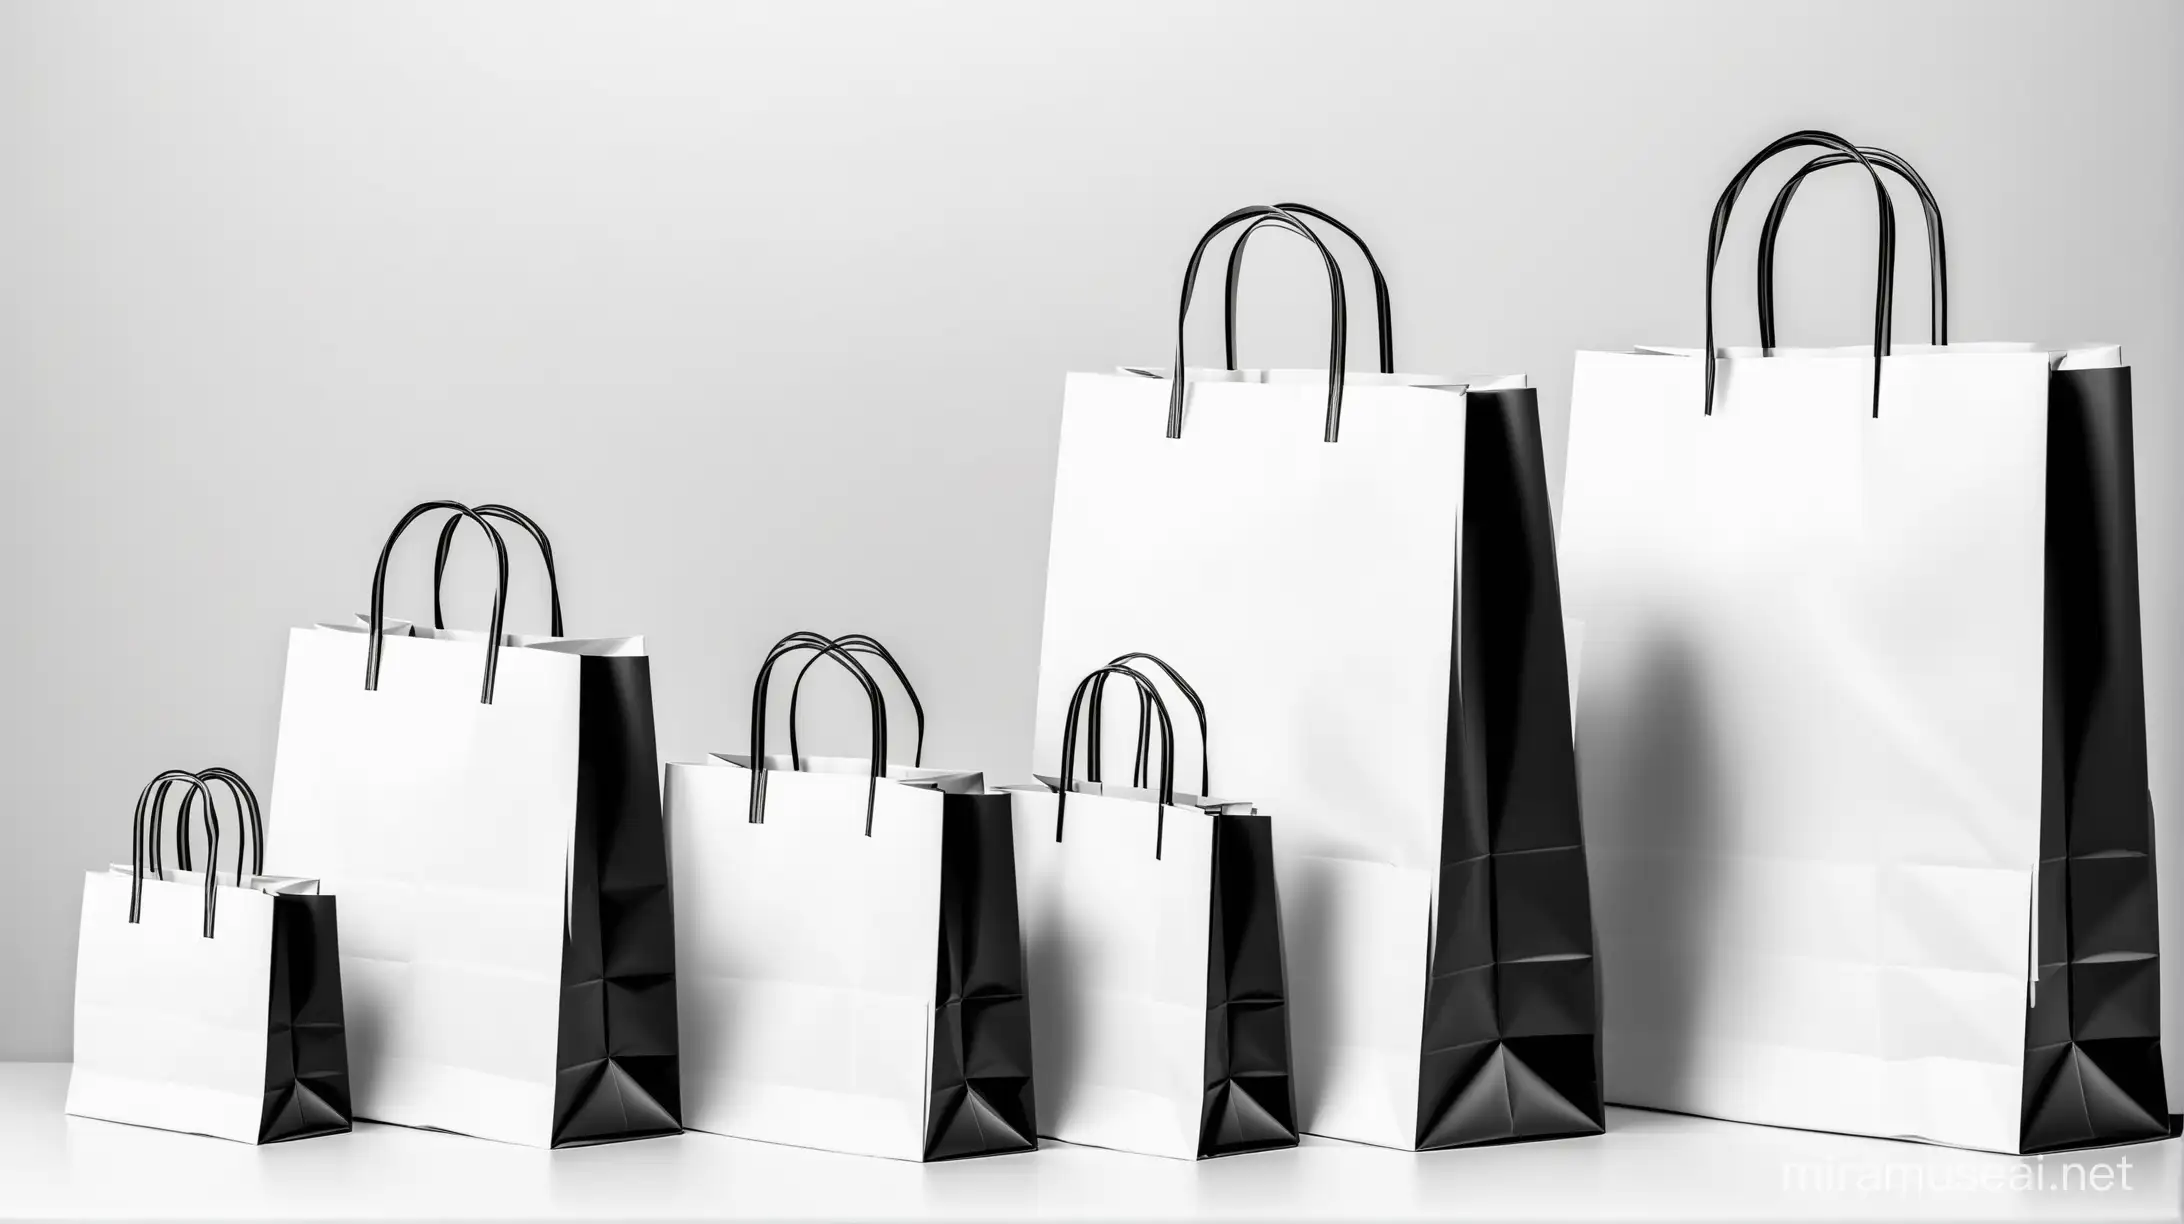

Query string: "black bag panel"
[[259, 893, 352, 1143], [1198, 811, 1298, 1158], [551, 655, 683, 1148], [1459, 388, 1588, 859], [925, 792, 1037, 1161], [2022, 366, 2168, 1154], [1417, 387, 1604, 1150]]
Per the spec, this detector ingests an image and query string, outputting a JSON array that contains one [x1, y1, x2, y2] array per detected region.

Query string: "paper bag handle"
[[431, 504, 564, 637], [1705, 130, 1896, 418], [748, 632, 888, 834], [788, 633, 924, 771], [1085, 652, 1209, 797], [1223, 203, 1394, 374], [1169, 205, 1350, 442], [1056, 664, 1177, 858], [143, 773, 198, 877], [129, 769, 222, 938], [366, 501, 511, 704], [1759, 147, 1945, 350], [159, 767, 264, 883]]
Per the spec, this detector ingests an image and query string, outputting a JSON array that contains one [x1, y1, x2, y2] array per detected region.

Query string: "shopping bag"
[[1010, 656, 1295, 1160], [267, 500, 679, 1148], [68, 769, 351, 1143], [668, 632, 1036, 1161], [1561, 131, 2168, 1153], [1034, 204, 1602, 1150]]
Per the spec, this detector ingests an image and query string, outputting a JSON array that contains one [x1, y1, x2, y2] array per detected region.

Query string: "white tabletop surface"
[[3, 1064, 2176, 1222]]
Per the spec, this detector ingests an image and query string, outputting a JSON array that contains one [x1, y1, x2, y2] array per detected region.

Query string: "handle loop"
[[162, 767, 264, 883], [432, 504, 564, 637], [1758, 146, 1945, 350], [1169, 205, 1350, 442], [748, 632, 888, 834], [1223, 203, 1394, 374], [787, 633, 925, 771], [1085, 652, 1210, 797], [366, 502, 511, 704], [143, 773, 195, 876], [129, 769, 222, 938], [1056, 664, 1176, 858], [1704, 130, 1896, 418]]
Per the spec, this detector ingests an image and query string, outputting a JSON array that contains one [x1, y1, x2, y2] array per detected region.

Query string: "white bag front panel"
[[268, 627, 583, 1148], [67, 874, 278, 1143], [669, 758, 948, 1161], [1279, 856, 1433, 1147], [1011, 787, 1214, 1160], [1561, 348, 2053, 1152], [1036, 370, 1493, 1146]]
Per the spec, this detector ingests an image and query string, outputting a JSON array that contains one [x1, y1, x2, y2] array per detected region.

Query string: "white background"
[[2, 0, 2178, 1111]]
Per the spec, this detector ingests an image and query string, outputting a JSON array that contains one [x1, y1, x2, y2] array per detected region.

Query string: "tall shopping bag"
[[1561, 131, 2169, 1152], [1034, 205, 1602, 1149]]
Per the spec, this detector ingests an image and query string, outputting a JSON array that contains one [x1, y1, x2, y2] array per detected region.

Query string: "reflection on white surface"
[[7, 1066, 2176, 1220]]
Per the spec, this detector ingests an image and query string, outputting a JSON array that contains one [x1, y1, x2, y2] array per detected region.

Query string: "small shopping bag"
[[67, 769, 351, 1143], [1010, 656, 1296, 1160], [669, 632, 1036, 1161]]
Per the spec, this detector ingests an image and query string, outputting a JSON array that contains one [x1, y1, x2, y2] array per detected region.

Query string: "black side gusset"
[[258, 894, 352, 1142], [1416, 387, 1605, 1150], [924, 793, 1038, 1161], [550, 656, 683, 1147], [1197, 811, 1298, 1158], [2022, 366, 2168, 1154]]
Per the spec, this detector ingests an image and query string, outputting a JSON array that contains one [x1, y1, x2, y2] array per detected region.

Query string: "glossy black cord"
[[1056, 664, 1177, 858], [129, 769, 223, 938], [787, 634, 925, 770], [1757, 147, 1945, 350], [748, 632, 888, 834], [1170, 205, 1350, 442], [169, 766, 263, 881], [1223, 202, 1394, 374], [432, 503, 565, 637], [1084, 651, 1210, 796], [1704, 131, 1896, 418], [366, 502, 511, 703]]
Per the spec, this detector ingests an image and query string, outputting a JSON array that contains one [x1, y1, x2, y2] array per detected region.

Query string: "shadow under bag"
[[1562, 131, 2168, 1152], [1034, 205, 1602, 1149]]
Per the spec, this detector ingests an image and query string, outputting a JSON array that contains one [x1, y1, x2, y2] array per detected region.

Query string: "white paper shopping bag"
[[268, 500, 679, 1148], [670, 632, 1036, 1161], [68, 769, 350, 1144], [1010, 657, 1294, 1160], [1561, 131, 2167, 1153], [1036, 205, 1601, 1149]]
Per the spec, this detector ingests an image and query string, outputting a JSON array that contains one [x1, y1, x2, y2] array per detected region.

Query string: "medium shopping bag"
[[668, 632, 1036, 1161], [1561, 131, 2169, 1153], [1034, 205, 1602, 1149], [268, 500, 679, 1148], [68, 769, 350, 1143], [1010, 656, 1295, 1160]]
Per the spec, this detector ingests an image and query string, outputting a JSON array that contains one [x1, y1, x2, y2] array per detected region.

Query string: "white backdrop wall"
[[3, 0, 2178, 1102]]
